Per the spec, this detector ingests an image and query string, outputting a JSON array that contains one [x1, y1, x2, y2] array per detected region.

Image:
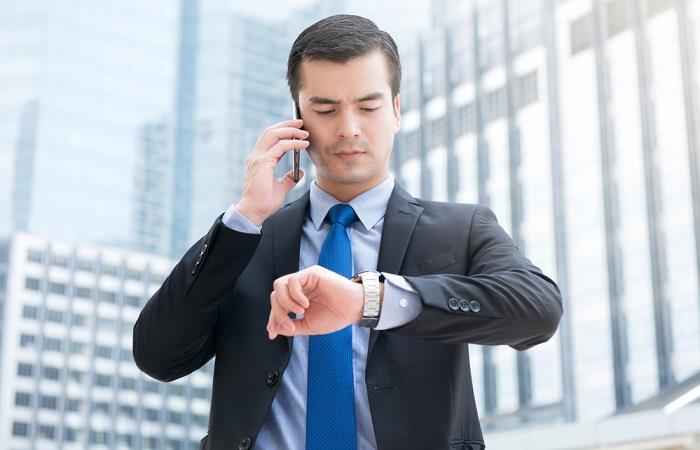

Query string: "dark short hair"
[[287, 14, 401, 104]]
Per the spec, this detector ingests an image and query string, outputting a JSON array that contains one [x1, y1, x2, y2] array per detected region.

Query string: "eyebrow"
[[308, 92, 385, 105]]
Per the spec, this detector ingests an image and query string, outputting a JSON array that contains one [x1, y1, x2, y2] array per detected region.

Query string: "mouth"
[[334, 150, 366, 160]]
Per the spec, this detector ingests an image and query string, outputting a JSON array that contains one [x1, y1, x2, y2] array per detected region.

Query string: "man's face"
[[297, 49, 401, 199]]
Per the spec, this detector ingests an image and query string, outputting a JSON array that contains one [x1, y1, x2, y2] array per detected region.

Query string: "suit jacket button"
[[469, 300, 481, 313], [238, 437, 251, 450], [459, 299, 471, 312], [266, 370, 279, 387], [448, 298, 460, 311]]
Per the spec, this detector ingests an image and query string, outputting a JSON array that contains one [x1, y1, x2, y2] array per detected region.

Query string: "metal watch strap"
[[352, 271, 383, 328]]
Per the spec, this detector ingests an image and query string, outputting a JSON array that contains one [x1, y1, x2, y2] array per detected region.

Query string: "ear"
[[393, 94, 401, 133]]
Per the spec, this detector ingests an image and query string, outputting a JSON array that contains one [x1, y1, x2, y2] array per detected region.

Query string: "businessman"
[[133, 14, 562, 450]]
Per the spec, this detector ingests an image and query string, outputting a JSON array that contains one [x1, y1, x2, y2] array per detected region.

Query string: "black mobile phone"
[[293, 103, 302, 182]]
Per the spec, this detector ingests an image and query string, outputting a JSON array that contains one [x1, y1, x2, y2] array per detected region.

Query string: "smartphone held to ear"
[[293, 104, 302, 182]]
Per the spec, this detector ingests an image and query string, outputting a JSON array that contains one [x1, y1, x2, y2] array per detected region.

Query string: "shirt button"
[[399, 298, 408, 308], [459, 299, 471, 312]]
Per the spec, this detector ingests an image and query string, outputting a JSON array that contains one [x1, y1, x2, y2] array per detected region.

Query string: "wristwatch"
[[351, 271, 384, 328]]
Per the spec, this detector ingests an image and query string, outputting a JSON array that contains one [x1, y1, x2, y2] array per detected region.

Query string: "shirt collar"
[[309, 175, 395, 232]]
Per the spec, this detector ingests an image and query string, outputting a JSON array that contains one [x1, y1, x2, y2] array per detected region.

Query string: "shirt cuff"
[[221, 204, 262, 235], [375, 273, 423, 330]]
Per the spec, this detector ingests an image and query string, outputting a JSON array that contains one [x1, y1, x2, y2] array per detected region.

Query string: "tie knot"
[[327, 203, 358, 227]]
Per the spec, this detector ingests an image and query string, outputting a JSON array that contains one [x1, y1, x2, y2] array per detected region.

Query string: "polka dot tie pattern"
[[305, 203, 358, 450]]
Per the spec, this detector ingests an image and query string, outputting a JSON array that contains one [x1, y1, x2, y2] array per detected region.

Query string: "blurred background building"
[[0, 0, 699, 449]]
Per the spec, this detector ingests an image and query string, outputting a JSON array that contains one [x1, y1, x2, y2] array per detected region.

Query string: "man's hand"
[[235, 119, 309, 226], [267, 265, 366, 340]]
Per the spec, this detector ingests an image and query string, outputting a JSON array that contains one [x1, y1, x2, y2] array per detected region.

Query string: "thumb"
[[279, 169, 304, 193]]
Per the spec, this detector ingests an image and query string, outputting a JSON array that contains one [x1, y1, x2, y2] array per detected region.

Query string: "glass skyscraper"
[[393, 0, 700, 446]]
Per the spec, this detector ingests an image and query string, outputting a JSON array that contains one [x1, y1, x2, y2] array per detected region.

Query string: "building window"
[[44, 338, 63, 352], [193, 387, 208, 400], [120, 377, 136, 390], [95, 374, 112, 388], [97, 317, 116, 330], [25, 277, 41, 291], [429, 116, 446, 148], [46, 309, 64, 323], [145, 408, 160, 422], [607, 0, 629, 37], [119, 404, 136, 417], [570, 14, 593, 54], [38, 424, 56, 440], [457, 103, 475, 136], [66, 398, 82, 412], [647, 0, 674, 16], [51, 255, 69, 268], [22, 304, 39, 319], [145, 380, 160, 393], [101, 264, 119, 277], [12, 421, 30, 437], [64, 427, 79, 442], [15, 392, 32, 407], [486, 87, 506, 122], [517, 71, 539, 108], [93, 402, 111, 414], [168, 411, 184, 424], [403, 129, 420, 160], [40, 395, 58, 410], [20, 333, 36, 347], [120, 348, 133, 362], [75, 286, 91, 299], [69, 370, 84, 383], [17, 363, 34, 377], [49, 282, 66, 296], [126, 268, 142, 281], [72, 313, 87, 327], [124, 295, 141, 308], [100, 290, 116, 303], [69, 341, 86, 355], [90, 430, 108, 444], [76, 259, 93, 272], [27, 249, 43, 263], [43, 366, 60, 380], [96, 345, 113, 359]]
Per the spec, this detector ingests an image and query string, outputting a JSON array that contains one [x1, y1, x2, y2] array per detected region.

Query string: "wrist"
[[234, 200, 267, 226]]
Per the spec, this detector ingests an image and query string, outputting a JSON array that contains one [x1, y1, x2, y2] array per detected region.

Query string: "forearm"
[[392, 269, 562, 349], [132, 216, 261, 381]]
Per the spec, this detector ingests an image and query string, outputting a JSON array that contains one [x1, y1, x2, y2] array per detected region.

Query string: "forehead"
[[298, 50, 392, 99]]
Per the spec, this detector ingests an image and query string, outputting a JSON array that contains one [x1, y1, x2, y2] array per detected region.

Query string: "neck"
[[316, 175, 389, 203]]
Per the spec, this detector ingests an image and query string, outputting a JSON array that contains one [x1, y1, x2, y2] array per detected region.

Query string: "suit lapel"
[[270, 191, 310, 351], [369, 184, 424, 356]]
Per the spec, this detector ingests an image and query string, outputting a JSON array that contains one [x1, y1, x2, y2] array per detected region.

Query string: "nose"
[[336, 110, 361, 140]]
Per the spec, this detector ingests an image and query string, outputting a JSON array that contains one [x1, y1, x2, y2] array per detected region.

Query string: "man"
[[133, 14, 562, 450]]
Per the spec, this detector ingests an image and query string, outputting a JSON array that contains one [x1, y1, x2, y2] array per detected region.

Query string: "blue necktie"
[[306, 203, 358, 450]]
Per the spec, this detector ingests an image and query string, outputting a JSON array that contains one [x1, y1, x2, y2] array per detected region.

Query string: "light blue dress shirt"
[[221, 175, 422, 450]]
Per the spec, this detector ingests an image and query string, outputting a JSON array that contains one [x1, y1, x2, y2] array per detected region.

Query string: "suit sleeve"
[[132, 215, 261, 382], [394, 206, 563, 350]]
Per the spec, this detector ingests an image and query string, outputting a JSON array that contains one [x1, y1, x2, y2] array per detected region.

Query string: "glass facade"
[[393, 0, 700, 432]]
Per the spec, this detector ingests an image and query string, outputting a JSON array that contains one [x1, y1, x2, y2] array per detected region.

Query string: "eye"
[[316, 110, 335, 115], [361, 107, 379, 112]]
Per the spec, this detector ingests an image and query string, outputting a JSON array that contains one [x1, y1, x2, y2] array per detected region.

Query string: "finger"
[[272, 280, 306, 315], [256, 125, 308, 151], [265, 138, 310, 161], [269, 291, 298, 332], [278, 169, 304, 194], [287, 274, 310, 308]]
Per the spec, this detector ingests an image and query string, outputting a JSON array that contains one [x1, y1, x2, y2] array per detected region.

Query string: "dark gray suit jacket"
[[133, 184, 562, 450]]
